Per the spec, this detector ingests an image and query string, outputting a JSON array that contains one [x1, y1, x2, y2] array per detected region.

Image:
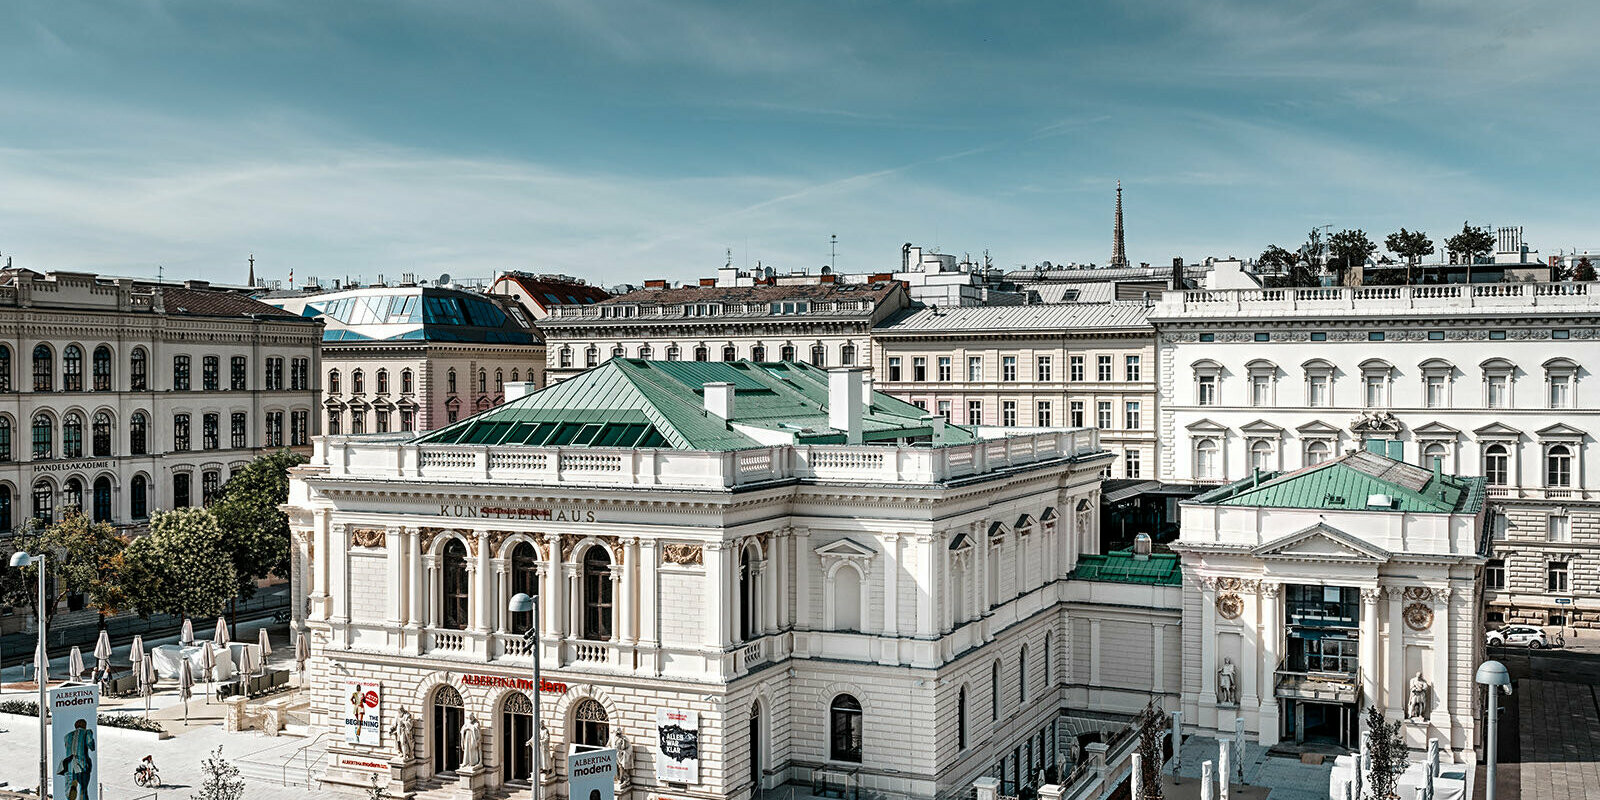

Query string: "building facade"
[[1151, 282, 1600, 629], [288, 359, 1187, 800], [538, 282, 910, 384], [0, 269, 321, 533], [270, 286, 543, 434], [1173, 451, 1487, 760], [487, 272, 610, 320], [872, 304, 1157, 481]]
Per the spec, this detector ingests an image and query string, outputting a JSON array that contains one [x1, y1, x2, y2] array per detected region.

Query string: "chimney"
[[1133, 533, 1153, 560], [699, 278, 717, 287], [862, 375, 874, 410], [703, 382, 735, 420], [504, 381, 534, 402], [644, 279, 668, 290], [1171, 257, 1184, 290], [828, 369, 864, 445]]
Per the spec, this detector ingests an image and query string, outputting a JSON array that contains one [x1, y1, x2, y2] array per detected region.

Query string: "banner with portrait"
[[51, 684, 99, 800], [344, 681, 383, 745]]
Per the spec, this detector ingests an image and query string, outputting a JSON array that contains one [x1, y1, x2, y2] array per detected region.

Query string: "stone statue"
[[460, 714, 483, 769], [390, 708, 415, 762], [1216, 658, 1237, 706], [1069, 737, 1082, 765], [541, 723, 558, 779], [1408, 672, 1431, 720], [611, 731, 634, 788]]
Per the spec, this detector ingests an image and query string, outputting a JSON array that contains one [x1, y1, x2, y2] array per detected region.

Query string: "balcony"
[[1152, 281, 1600, 319], [1275, 662, 1359, 704]]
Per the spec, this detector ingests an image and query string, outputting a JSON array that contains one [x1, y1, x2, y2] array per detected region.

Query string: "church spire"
[[1110, 181, 1129, 268], [248, 254, 256, 287]]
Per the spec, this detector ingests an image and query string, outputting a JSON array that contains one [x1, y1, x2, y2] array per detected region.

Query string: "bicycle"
[[134, 764, 161, 788]]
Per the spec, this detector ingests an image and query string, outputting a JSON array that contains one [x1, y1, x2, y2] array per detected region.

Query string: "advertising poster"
[[655, 708, 700, 783], [50, 684, 99, 800], [568, 747, 616, 800], [345, 681, 383, 745]]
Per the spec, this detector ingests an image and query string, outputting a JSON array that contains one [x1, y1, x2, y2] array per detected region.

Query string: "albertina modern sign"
[[656, 708, 700, 783], [569, 747, 616, 800]]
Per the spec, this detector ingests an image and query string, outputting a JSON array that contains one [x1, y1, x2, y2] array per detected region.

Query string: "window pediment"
[[1245, 359, 1278, 376], [1412, 421, 1460, 438], [1358, 358, 1393, 376], [1542, 357, 1578, 374], [1301, 358, 1335, 374], [1186, 418, 1229, 433], [1418, 358, 1454, 375], [1474, 421, 1522, 439], [814, 538, 876, 562], [1296, 420, 1342, 436], [1241, 419, 1285, 436], [1479, 358, 1514, 375], [1536, 422, 1585, 441], [1192, 359, 1223, 376]]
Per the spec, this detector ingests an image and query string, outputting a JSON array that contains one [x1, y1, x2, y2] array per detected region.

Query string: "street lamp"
[[10, 550, 47, 800], [508, 592, 541, 800], [1475, 660, 1513, 800]]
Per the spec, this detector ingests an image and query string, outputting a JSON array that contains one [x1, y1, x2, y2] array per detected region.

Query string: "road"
[[1475, 646, 1600, 800]]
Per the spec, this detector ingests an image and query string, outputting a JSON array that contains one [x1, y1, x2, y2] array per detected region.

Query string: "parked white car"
[[1486, 624, 1548, 648]]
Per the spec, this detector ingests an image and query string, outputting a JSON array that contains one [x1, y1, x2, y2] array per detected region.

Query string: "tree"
[[3, 513, 127, 622], [210, 450, 306, 601], [1574, 257, 1595, 282], [1328, 229, 1377, 286], [1444, 222, 1494, 284], [1385, 228, 1435, 284], [192, 746, 245, 800], [1137, 717, 1165, 800], [1364, 706, 1407, 800], [1257, 245, 1318, 288], [122, 509, 237, 621]]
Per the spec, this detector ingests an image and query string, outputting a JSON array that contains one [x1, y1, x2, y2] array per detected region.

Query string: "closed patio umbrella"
[[139, 650, 156, 717], [213, 616, 229, 646], [257, 627, 273, 664], [180, 618, 195, 647], [130, 634, 145, 668], [178, 659, 194, 724], [92, 629, 112, 682], [198, 644, 216, 703], [294, 631, 310, 686], [237, 647, 256, 696], [68, 646, 85, 681]]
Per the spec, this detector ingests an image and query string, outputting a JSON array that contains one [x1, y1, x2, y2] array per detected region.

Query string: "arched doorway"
[[432, 685, 464, 774], [92, 477, 112, 523], [572, 698, 609, 750], [500, 692, 535, 784], [749, 703, 763, 788]]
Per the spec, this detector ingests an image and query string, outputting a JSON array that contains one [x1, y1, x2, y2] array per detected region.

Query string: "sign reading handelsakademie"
[[655, 708, 700, 783], [51, 684, 98, 800]]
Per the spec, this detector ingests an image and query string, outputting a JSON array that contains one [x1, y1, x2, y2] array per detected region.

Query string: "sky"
[[0, 0, 1595, 287]]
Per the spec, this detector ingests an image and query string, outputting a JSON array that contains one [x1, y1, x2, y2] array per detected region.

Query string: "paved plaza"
[[1485, 648, 1600, 800]]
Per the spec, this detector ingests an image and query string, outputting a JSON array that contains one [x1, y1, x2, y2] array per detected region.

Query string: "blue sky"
[[1, 1, 1595, 286]]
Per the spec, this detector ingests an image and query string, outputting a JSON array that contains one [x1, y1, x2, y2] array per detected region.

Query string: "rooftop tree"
[[1444, 222, 1495, 284], [1385, 228, 1435, 284], [1328, 229, 1377, 286]]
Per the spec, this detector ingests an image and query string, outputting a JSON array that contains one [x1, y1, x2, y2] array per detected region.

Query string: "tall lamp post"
[[11, 550, 47, 800], [508, 592, 541, 800], [1476, 660, 1513, 800]]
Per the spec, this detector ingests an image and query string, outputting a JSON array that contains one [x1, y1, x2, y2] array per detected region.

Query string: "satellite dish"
[[438, 273, 452, 286]]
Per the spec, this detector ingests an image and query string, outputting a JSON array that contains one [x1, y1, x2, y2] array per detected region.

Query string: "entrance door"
[[1287, 699, 1356, 748], [433, 687, 464, 774], [749, 705, 762, 788], [501, 693, 535, 784]]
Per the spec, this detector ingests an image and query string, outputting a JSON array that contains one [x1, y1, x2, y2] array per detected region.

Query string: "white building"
[[1150, 281, 1600, 629], [1172, 451, 1487, 761], [288, 359, 1189, 800], [0, 269, 321, 539], [486, 272, 610, 320]]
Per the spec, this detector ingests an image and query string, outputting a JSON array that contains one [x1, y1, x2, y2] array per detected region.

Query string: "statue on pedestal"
[[611, 731, 634, 788], [460, 714, 483, 769], [1216, 658, 1238, 706], [1408, 672, 1431, 721], [390, 708, 415, 762]]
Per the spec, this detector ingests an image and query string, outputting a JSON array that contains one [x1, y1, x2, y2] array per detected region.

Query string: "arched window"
[[722, 345, 737, 362], [495, 370, 503, 394], [1484, 443, 1509, 486], [1018, 644, 1029, 703], [665, 344, 681, 361], [830, 695, 863, 763], [510, 369, 519, 383], [750, 345, 766, 362], [957, 687, 968, 750], [779, 344, 795, 362], [1423, 443, 1447, 470], [810, 344, 827, 367], [739, 546, 759, 641], [129, 412, 148, 455], [202, 355, 219, 390], [32, 345, 52, 391], [62, 413, 83, 458], [501, 692, 536, 783], [841, 343, 856, 366], [585, 347, 599, 368], [509, 542, 540, 633], [0, 344, 11, 392], [692, 345, 708, 362], [582, 546, 614, 641], [1547, 444, 1573, 488], [441, 539, 470, 630], [401, 369, 414, 395], [447, 369, 458, 394], [352, 369, 365, 394], [129, 347, 147, 391], [637, 344, 653, 359], [62, 345, 83, 391], [991, 660, 1001, 719], [92, 411, 112, 457], [32, 413, 52, 459], [573, 698, 609, 748], [833, 565, 861, 631], [32, 480, 53, 523], [1250, 440, 1274, 473], [749, 703, 764, 786], [92, 477, 111, 523], [432, 685, 464, 774], [0, 417, 10, 462], [202, 470, 220, 507], [1195, 438, 1219, 479], [130, 474, 148, 519], [0, 485, 11, 532], [376, 369, 389, 395], [1305, 440, 1331, 466], [478, 369, 488, 393], [328, 369, 341, 394], [559, 347, 574, 369], [611, 345, 625, 359], [92, 346, 112, 391], [63, 478, 83, 515]]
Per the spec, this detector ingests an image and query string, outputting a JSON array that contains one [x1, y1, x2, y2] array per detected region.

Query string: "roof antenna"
[[725, 248, 733, 269], [830, 234, 838, 270]]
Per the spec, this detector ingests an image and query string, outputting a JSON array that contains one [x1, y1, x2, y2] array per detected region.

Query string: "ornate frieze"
[[1216, 593, 1244, 620], [661, 544, 703, 566], [1403, 603, 1435, 631], [351, 528, 386, 548]]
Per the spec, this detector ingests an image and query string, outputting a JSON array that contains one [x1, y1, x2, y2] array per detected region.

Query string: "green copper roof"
[[1194, 450, 1485, 514], [415, 359, 979, 451], [1072, 550, 1182, 586]]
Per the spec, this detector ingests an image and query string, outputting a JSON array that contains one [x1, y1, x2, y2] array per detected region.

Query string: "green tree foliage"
[[1137, 718, 1165, 800], [1574, 257, 1595, 282], [3, 513, 127, 620], [1444, 222, 1495, 265], [1364, 706, 1408, 800], [122, 509, 237, 620], [1328, 229, 1377, 284], [1258, 244, 1318, 288], [1385, 228, 1435, 284], [192, 746, 245, 800], [209, 449, 307, 601]]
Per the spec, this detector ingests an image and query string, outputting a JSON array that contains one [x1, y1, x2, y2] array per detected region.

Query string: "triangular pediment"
[[948, 532, 972, 551], [1412, 421, 1460, 437], [1537, 422, 1585, 439], [1241, 419, 1285, 435], [1473, 422, 1522, 439], [815, 538, 876, 559], [1296, 420, 1342, 435], [1251, 522, 1392, 564], [1186, 418, 1229, 433]]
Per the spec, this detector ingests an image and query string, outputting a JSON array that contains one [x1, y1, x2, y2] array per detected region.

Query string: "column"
[[1199, 577, 1219, 722], [940, 533, 955, 632], [975, 522, 990, 613], [473, 534, 492, 632], [422, 555, 439, 627], [407, 529, 424, 629], [388, 527, 407, 626], [490, 558, 508, 633], [1240, 585, 1260, 722], [772, 528, 789, 631], [1360, 587, 1381, 710], [1431, 587, 1452, 730], [566, 565, 582, 637], [1153, 623, 1167, 695], [1089, 618, 1103, 688], [1387, 585, 1405, 719], [760, 555, 778, 635], [882, 534, 900, 636], [704, 542, 729, 649], [608, 564, 624, 644], [1258, 583, 1281, 745], [639, 539, 659, 647], [544, 534, 564, 638], [331, 524, 351, 623], [916, 533, 935, 637], [620, 538, 639, 644], [794, 528, 812, 630]]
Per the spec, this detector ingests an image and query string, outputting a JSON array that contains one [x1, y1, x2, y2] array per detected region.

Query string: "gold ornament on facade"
[[1403, 586, 1433, 602], [1216, 593, 1244, 620], [351, 528, 386, 548], [1404, 602, 1434, 631], [661, 544, 703, 566]]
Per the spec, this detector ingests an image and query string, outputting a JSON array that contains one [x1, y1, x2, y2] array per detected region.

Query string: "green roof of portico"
[[1193, 450, 1484, 514], [1072, 550, 1182, 585]]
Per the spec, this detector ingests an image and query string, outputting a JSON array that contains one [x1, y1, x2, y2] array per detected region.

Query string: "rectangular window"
[[1070, 401, 1084, 428], [1199, 333, 1215, 342], [1125, 401, 1141, 430], [1254, 332, 1269, 342], [1002, 356, 1017, 382], [231, 412, 247, 449], [937, 400, 951, 422], [1368, 332, 1385, 341], [1428, 331, 1445, 341], [1548, 561, 1569, 593], [1308, 375, 1329, 407], [1251, 375, 1270, 406], [328, 411, 342, 435], [1550, 377, 1571, 409], [1036, 401, 1052, 427], [265, 357, 285, 390], [1097, 355, 1112, 382], [231, 356, 247, 390], [888, 357, 902, 382], [1197, 375, 1217, 406], [1489, 330, 1507, 340], [202, 357, 219, 391], [967, 356, 982, 382], [913, 357, 928, 382], [1069, 356, 1084, 382], [912, 399, 928, 411], [202, 413, 219, 450], [1364, 376, 1384, 408], [173, 355, 191, 391], [173, 473, 191, 509], [1547, 515, 1570, 543], [1036, 356, 1052, 382], [1485, 559, 1506, 590], [938, 357, 952, 382], [174, 413, 191, 451], [400, 408, 415, 432], [1310, 332, 1327, 342], [1487, 375, 1508, 408], [1125, 449, 1142, 479], [1426, 375, 1446, 409], [266, 411, 285, 447], [1002, 401, 1017, 426], [1097, 401, 1112, 429], [1125, 355, 1141, 382], [967, 400, 983, 426], [1553, 329, 1570, 340]]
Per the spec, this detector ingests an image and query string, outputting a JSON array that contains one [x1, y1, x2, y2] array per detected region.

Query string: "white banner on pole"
[[51, 684, 99, 800]]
